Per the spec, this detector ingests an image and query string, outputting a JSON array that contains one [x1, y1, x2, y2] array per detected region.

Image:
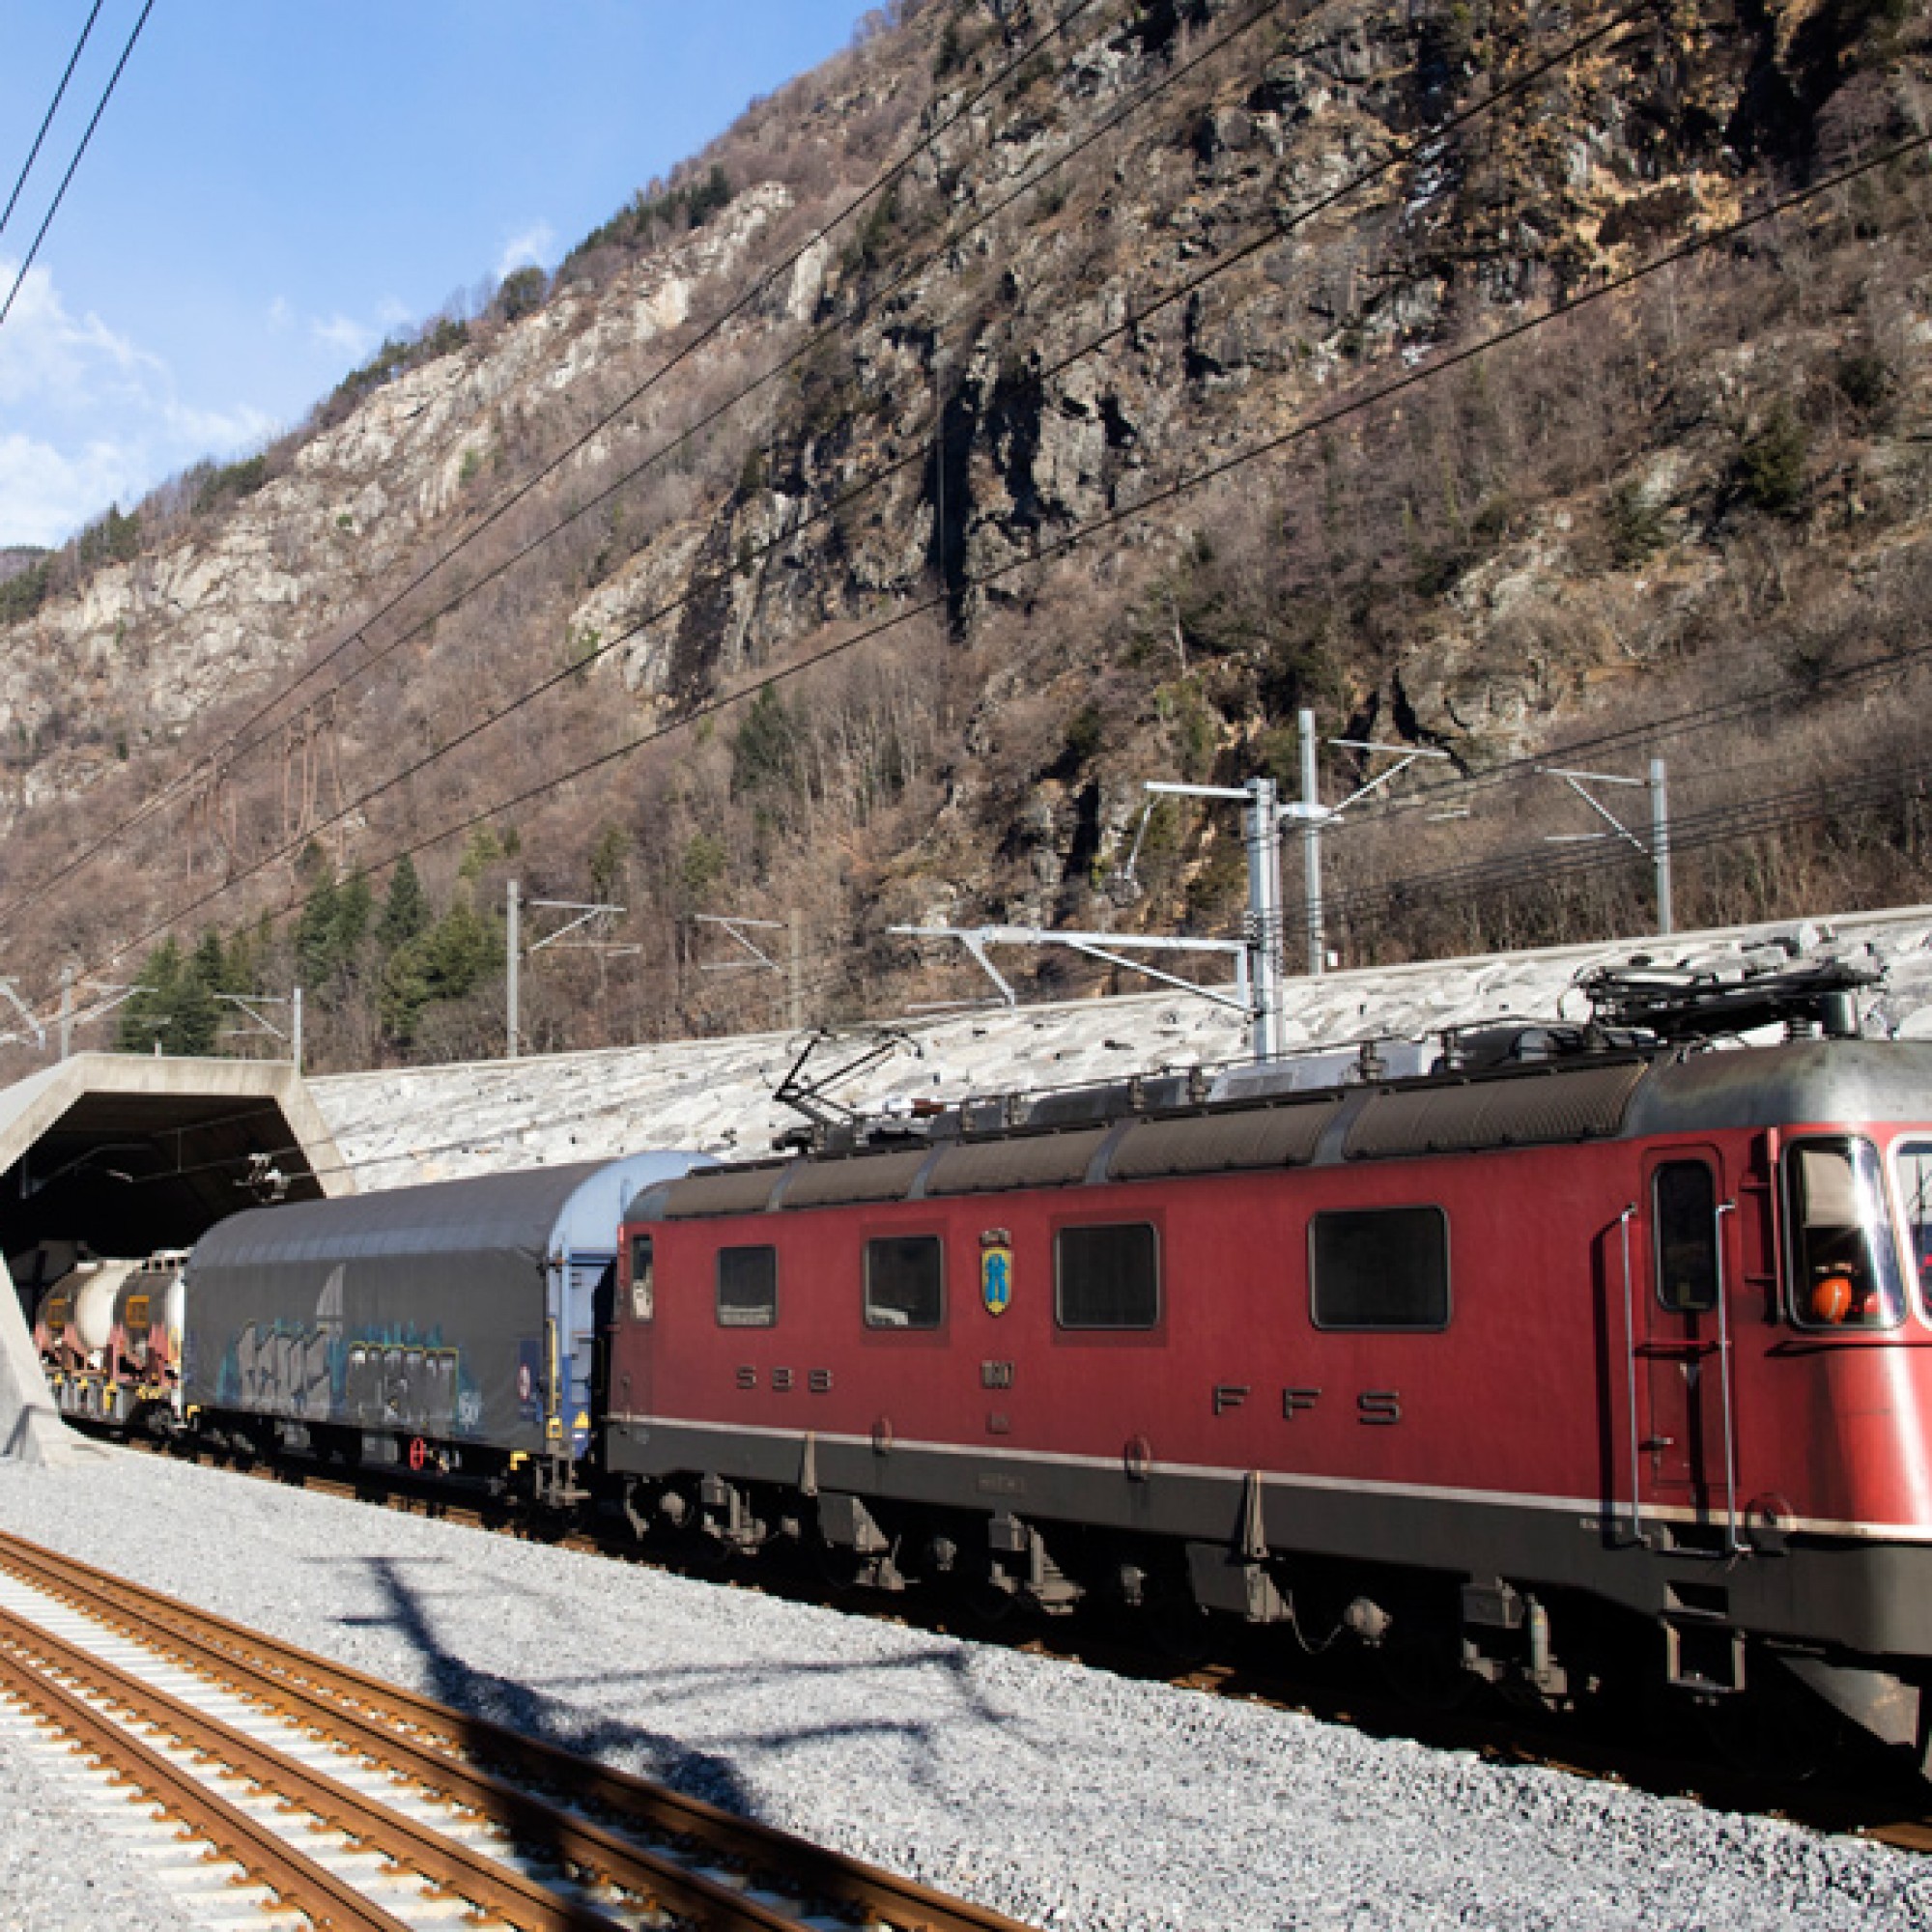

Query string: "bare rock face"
[[0, 184, 796, 823], [0, 0, 1925, 1049]]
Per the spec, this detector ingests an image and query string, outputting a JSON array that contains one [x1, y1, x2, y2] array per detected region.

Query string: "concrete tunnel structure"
[[0, 1053, 346, 1463]]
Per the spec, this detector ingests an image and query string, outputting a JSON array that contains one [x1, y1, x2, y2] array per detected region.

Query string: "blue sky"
[[0, 1, 879, 549]]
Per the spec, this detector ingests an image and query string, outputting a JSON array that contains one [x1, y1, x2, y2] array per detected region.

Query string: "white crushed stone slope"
[[0, 1450, 1926, 1932], [311, 907, 1932, 1188]]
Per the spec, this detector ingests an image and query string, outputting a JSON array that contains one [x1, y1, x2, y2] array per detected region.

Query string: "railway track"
[[99, 1431, 1932, 1857], [0, 1525, 1036, 1932]]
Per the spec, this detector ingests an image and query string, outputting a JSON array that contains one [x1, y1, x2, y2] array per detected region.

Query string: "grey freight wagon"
[[184, 1152, 709, 1502]]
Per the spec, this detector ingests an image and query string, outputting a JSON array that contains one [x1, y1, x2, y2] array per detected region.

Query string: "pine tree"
[[191, 928, 232, 995], [588, 824, 632, 905], [377, 856, 429, 953], [168, 963, 221, 1056], [379, 944, 431, 1047], [116, 940, 182, 1052], [297, 876, 341, 989], [336, 874, 373, 956], [421, 899, 502, 1001], [115, 937, 222, 1056], [731, 685, 798, 799]]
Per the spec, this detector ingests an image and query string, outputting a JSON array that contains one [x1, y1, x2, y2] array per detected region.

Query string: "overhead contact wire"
[[1323, 754, 1932, 931], [0, 0, 105, 242], [1322, 639, 1932, 842], [0, 0, 1119, 934], [0, 0, 154, 330], [0, 0, 1291, 939]]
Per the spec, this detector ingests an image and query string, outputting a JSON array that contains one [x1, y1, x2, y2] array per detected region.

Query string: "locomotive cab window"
[[717, 1244, 777, 1327], [1896, 1142, 1932, 1315], [1310, 1207, 1449, 1330], [628, 1235, 655, 1322], [1653, 1162, 1719, 1314], [1056, 1223, 1159, 1329], [1785, 1137, 1904, 1329], [864, 1236, 943, 1329]]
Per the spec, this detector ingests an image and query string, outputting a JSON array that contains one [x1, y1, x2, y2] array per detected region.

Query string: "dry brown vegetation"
[[0, 0, 1928, 1079]]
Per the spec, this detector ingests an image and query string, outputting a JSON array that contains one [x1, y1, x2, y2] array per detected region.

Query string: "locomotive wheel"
[[1147, 1591, 1213, 1671], [1378, 1626, 1475, 1713], [811, 1539, 862, 1593], [1693, 1674, 1843, 1786], [959, 1578, 1020, 1634]]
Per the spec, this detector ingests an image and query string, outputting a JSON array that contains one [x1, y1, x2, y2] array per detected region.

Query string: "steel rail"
[[0, 1626, 415, 1932], [0, 1604, 637, 1932], [32, 1450, 1932, 1848], [0, 1526, 1037, 1932]]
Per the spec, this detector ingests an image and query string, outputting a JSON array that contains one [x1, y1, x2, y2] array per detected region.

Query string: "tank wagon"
[[36, 1251, 187, 1428], [607, 970, 1932, 1772], [184, 1151, 708, 1503]]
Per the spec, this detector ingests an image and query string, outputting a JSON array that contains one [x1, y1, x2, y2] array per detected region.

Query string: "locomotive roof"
[[1629, 1038, 1932, 1138], [643, 1037, 1932, 1219]]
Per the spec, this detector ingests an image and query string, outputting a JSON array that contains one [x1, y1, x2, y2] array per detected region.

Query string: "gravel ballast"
[[0, 1449, 1927, 1931]]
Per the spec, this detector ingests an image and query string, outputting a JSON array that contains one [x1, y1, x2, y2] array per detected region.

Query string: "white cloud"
[[497, 222, 555, 279], [375, 295, 413, 328], [0, 431, 144, 550], [268, 295, 293, 330], [0, 261, 165, 414], [0, 261, 278, 548], [311, 313, 377, 361]]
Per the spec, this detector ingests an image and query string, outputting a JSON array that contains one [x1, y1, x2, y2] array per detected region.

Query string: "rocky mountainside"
[[0, 0, 1927, 1075]]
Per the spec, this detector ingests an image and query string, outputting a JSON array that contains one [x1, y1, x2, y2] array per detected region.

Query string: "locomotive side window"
[[1785, 1138, 1904, 1329], [1653, 1162, 1719, 1313], [1056, 1223, 1159, 1329], [629, 1235, 655, 1322], [1310, 1207, 1448, 1330], [1896, 1143, 1932, 1314], [717, 1244, 778, 1327], [864, 1236, 942, 1329]]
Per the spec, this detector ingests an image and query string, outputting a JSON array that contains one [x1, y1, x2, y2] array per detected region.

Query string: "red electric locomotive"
[[607, 962, 1932, 1770]]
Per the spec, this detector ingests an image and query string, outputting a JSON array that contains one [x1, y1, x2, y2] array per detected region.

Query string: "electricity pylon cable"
[[0, 0, 1113, 905]]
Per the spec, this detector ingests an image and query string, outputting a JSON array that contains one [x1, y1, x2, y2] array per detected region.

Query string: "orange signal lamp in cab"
[[1811, 1273, 1857, 1324]]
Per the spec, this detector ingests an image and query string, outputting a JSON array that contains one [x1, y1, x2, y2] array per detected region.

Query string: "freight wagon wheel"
[[683, 1527, 734, 1574]]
